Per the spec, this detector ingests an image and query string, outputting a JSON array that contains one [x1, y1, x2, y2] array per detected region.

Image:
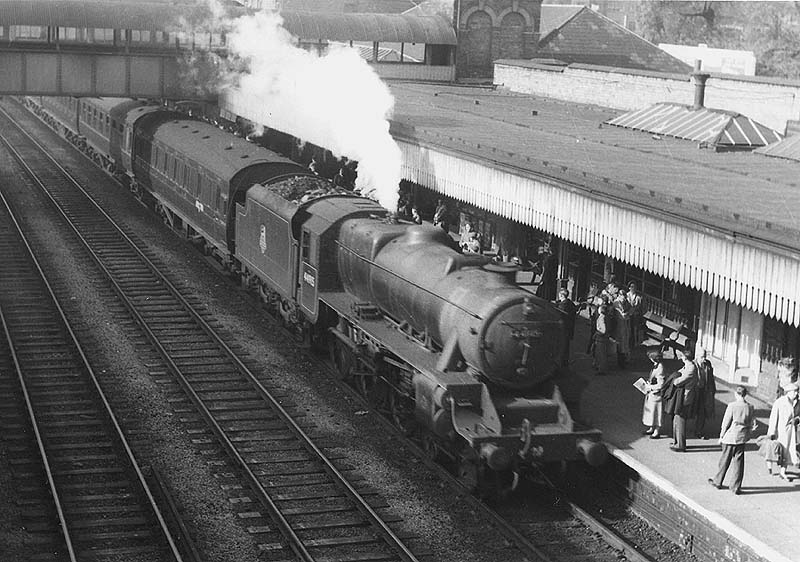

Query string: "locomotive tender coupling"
[[24, 95, 606, 490]]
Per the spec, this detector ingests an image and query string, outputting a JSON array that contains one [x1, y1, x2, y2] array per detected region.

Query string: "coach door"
[[298, 229, 319, 321]]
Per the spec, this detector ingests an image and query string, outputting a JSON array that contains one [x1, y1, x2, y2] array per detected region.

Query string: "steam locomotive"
[[27, 95, 606, 492]]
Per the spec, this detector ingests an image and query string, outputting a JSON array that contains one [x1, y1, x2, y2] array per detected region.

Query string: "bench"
[[642, 311, 696, 357]]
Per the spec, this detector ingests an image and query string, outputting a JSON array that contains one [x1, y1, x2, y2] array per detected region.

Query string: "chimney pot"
[[691, 61, 710, 110]]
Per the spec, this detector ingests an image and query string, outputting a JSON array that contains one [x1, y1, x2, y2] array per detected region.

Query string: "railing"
[[642, 294, 696, 332]]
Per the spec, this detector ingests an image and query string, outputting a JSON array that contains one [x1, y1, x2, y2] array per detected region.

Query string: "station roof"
[[281, 11, 457, 44], [387, 82, 800, 252]]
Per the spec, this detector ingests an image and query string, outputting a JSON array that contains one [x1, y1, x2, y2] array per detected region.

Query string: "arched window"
[[464, 10, 492, 73], [498, 12, 526, 60]]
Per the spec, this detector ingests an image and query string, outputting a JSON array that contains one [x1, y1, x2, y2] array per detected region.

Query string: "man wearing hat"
[[709, 386, 757, 495], [767, 381, 800, 480]]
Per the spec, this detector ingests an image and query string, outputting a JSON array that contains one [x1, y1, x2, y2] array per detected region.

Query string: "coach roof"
[[150, 118, 290, 182]]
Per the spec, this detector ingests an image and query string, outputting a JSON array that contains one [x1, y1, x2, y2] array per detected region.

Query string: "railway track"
[[0, 104, 423, 562], [5, 97, 665, 562], [0, 170, 184, 560]]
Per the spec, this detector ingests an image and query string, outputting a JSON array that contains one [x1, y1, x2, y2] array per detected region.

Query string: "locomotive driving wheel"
[[353, 371, 375, 398], [330, 339, 354, 380], [388, 390, 413, 435]]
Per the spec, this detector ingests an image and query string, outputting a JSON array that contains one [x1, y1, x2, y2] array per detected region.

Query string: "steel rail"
[[0, 164, 185, 562], [2, 104, 419, 562], [0, 193, 77, 562]]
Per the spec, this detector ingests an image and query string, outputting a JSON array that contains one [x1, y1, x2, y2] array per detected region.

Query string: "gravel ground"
[[0, 101, 528, 562]]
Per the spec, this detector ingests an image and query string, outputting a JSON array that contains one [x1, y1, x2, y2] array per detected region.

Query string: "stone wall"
[[495, 60, 800, 133]]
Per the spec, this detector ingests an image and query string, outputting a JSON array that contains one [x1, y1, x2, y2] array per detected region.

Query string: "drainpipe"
[[691, 59, 710, 110]]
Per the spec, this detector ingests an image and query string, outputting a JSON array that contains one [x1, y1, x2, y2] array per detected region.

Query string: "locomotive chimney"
[[691, 59, 710, 110]]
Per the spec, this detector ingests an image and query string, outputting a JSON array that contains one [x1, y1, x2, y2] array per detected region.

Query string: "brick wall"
[[456, 0, 542, 80], [495, 60, 800, 133]]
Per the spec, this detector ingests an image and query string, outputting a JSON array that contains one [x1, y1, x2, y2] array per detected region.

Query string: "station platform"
[[568, 318, 797, 562]]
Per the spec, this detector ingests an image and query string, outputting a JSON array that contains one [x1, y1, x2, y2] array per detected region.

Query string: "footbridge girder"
[[0, 0, 240, 99]]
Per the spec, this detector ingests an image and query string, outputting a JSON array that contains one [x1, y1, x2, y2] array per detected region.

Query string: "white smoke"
[[198, 5, 402, 211]]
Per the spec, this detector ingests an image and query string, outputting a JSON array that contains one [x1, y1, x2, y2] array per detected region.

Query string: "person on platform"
[[776, 356, 798, 398], [592, 303, 614, 376], [642, 351, 666, 438], [581, 283, 601, 355], [767, 382, 800, 480], [627, 282, 644, 346], [556, 289, 577, 368], [411, 206, 422, 225], [612, 289, 631, 368], [666, 348, 698, 452], [709, 386, 757, 495], [308, 157, 319, 175], [694, 348, 717, 439], [433, 199, 448, 231]]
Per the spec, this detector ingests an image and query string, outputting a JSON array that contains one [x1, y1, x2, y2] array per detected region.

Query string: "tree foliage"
[[634, 1, 800, 79]]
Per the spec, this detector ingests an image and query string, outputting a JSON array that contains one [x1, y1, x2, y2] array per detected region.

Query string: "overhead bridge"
[[0, 0, 242, 99], [0, 1, 457, 99]]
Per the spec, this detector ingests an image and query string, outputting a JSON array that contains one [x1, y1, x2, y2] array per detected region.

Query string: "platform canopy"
[[280, 11, 457, 44]]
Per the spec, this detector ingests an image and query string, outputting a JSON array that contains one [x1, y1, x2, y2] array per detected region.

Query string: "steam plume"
[[192, 5, 402, 211]]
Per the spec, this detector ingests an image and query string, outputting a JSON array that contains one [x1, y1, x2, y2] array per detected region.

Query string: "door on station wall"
[[497, 12, 525, 60], [701, 295, 764, 384], [709, 296, 731, 361], [736, 308, 763, 385], [464, 11, 493, 74]]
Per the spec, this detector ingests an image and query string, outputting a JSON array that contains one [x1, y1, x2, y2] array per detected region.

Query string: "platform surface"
[[567, 317, 797, 562]]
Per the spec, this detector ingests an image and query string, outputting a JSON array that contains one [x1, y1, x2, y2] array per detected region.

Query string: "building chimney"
[[691, 59, 710, 110]]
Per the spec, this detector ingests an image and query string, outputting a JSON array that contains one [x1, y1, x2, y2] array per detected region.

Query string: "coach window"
[[130, 30, 151, 43], [92, 28, 114, 43], [58, 27, 78, 41], [301, 232, 311, 261], [214, 182, 222, 211], [10, 25, 46, 41]]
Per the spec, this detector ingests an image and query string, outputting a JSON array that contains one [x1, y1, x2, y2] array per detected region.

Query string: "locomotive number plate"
[[503, 322, 543, 340]]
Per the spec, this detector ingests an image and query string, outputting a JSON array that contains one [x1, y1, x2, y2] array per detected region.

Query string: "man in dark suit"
[[694, 348, 717, 439], [556, 288, 577, 368], [709, 386, 757, 495]]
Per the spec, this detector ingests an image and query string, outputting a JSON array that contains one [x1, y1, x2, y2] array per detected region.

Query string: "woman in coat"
[[767, 382, 800, 480], [642, 351, 666, 438]]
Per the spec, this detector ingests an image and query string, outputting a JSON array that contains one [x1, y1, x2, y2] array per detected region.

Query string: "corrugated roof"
[[755, 134, 800, 162], [280, 11, 456, 44], [605, 102, 783, 149]]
